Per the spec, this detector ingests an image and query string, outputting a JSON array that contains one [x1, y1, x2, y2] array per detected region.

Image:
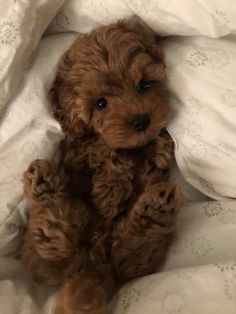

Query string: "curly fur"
[[21, 19, 182, 314]]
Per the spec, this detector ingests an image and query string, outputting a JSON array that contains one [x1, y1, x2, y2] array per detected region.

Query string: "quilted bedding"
[[1, 1, 236, 313]]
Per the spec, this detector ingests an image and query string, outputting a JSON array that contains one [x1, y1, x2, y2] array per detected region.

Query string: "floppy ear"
[[49, 47, 90, 139], [117, 17, 164, 62]]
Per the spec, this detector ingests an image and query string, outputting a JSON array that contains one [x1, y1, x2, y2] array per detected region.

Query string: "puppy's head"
[[51, 19, 169, 149]]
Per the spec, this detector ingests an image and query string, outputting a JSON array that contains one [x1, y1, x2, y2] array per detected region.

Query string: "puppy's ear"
[[117, 17, 164, 62], [49, 48, 90, 139]]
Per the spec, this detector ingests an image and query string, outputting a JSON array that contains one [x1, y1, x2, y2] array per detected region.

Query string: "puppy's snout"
[[132, 114, 150, 132]]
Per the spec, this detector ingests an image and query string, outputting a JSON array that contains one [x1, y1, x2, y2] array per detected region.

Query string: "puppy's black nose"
[[132, 114, 150, 132]]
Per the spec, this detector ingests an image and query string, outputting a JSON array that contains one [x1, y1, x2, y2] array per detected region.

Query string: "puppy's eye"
[[137, 80, 151, 93], [95, 98, 107, 110]]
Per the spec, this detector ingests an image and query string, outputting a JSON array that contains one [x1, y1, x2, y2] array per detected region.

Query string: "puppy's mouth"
[[134, 128, 159, 146]]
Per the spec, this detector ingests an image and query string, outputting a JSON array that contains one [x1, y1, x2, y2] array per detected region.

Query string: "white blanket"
[[1, 1, 236, 313]]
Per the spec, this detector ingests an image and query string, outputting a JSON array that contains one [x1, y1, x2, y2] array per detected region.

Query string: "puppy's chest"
[[62, 137, 156, 196], [87, 141, 158, 198], [90, 140, 153, 175]]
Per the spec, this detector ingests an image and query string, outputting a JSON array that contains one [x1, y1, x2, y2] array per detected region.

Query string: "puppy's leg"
[[91, 158, 134, 222], [112, 182, 182, 283], [55, 269, 115, 314], [22, 198, 91, 286], [21, 226, 67, 286], [21, 160, 89, 285], [150, 129, 174, 170], [23, 159, 68, 204]]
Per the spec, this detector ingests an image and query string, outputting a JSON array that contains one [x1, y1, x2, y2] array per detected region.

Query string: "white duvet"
[[1, 1, 236, 313]]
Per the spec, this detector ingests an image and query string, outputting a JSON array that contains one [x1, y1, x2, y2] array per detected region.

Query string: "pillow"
[[0, 0, 65, 112], [166, 35, 236, 199]]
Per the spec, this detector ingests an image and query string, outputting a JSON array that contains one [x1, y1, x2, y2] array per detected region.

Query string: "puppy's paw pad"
[[158, 189, 166, 198], [146, 183, 182, 214], [23, 159, 56, 199], [34, 228, 51, 244], [157, 184, 182, 213], [33, 225, 74, 261]]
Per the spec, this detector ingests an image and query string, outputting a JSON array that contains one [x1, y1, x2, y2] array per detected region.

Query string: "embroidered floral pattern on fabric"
[[174, 267, 199, 281], [203, 201, 223, 217], [204, 40, 230, 68], [203, 202, 236, 224], [128, 0, 151, 15], [21, 81, 43, 104], [53, 10, 70, 31], [161, 290, 186, 314], [187, 40, 230, 70], [223, 274, 236, 300], [170, 237, 189, 257], [82, 0, 126, 23], [0, 21, 18, 45], [189, 235, 212, 259], [221, 89, 236, 109], [187, 50, 208, 67], [188, 138, 236, 161], [185, 96, 203, 115], [219, 207, 236, 225], [170, 120, 203, 142], [0, 56, 8, 79], [217, 143, 236, 160], [120, 287, 142, 310], [23, 55, 34, 71], [215, 262, 236, 273], [212, 9, 230, 26], [188, 141, 216, 160]]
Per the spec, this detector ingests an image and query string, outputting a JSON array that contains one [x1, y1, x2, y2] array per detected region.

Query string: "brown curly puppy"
[[21, 19, 182, 314]]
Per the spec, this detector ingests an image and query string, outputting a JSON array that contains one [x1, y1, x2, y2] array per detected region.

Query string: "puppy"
[[21, 19, 182, 314]]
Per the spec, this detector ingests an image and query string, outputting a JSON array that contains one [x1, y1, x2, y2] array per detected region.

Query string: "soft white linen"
[[166, 36, 236, 199], [47, 0, 236, 37], [0, 33, 76, 256], [0, 1, 236, 313], [1, 200, 236, 314], [0, 0, 64, 111]]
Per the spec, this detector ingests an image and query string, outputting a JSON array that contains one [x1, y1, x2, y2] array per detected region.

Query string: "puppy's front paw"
[[32, 223, 74, 261], [152, 182, 182, 214], [140, 182, 182, 227], [23, 159, 64, 202], [153, 130, 174, 169]]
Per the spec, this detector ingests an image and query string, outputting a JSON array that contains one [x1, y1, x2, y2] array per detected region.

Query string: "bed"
[[0, 1, 236, 313]]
